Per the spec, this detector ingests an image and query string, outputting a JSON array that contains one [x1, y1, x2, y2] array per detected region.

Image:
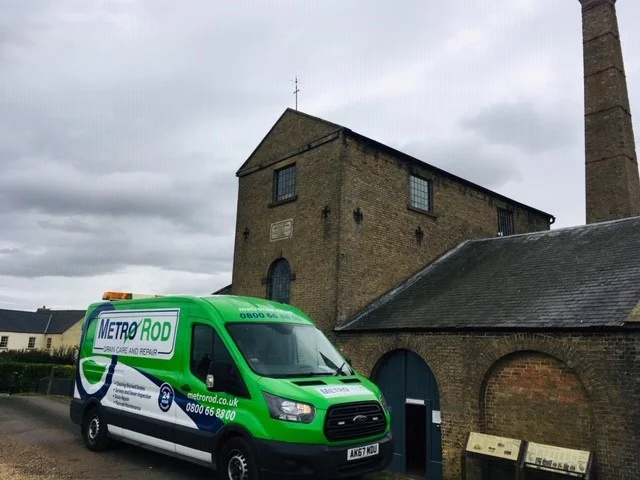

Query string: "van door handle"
[[181, 384, 191, 392]]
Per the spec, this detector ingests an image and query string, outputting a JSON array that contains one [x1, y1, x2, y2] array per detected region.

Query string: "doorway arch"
[[372, 349, 443, 480]]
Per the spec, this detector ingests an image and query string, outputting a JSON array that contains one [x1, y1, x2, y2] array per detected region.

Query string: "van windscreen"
[[226, 322, 353, 378]]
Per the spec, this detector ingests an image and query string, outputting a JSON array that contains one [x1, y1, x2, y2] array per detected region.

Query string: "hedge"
[[0, 346, 78, 365], [0, 362, 76, 393]]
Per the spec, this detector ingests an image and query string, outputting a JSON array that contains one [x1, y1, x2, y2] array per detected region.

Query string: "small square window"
[[273, 164, 296, 202], [28, 337, 36, 349], [498, 207, 515, 236], [410, 175, 433, 212], [46, 338, 52, 349], [0, 336, 8, 348]]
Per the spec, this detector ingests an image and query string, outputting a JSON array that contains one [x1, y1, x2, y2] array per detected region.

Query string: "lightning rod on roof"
[[292, 75, 300, 110]]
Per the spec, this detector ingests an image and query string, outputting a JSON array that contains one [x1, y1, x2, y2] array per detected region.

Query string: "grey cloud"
[[400, 137, 523, 190], [459, 101, 578, 154], [36, 218, 95, 234], [0, 160, 236, 232], [0, 218, 234, 278], [1, 0, 639, 309], [0, 1, 51, 50]]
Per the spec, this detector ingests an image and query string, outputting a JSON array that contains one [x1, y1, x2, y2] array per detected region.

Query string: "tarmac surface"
[[0, 394, 231, 479], [0, 395, 403, 480]]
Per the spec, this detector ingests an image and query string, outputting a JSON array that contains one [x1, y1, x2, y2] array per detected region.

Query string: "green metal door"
[[373, 349, 443, 480]]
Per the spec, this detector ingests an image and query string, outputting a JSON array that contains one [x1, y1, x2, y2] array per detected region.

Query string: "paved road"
[[0, 395, 217, 479], [0, 395, 397, 480]]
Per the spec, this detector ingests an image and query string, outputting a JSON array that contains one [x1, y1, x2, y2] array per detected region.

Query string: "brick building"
[[226, 1, 640, 479], [338, 217, 640, 479], [231, 109, 553, 335]]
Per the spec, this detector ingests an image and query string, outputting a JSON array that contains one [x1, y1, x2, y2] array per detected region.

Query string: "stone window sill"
[[407, 205, 438, 219], [269, 195, 298, 208]]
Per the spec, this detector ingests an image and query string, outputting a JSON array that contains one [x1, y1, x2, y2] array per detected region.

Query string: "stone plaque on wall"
[[270, 219, 293, 242]]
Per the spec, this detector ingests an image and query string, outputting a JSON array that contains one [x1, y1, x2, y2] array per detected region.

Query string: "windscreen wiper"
[[334, 362, 347, 376]]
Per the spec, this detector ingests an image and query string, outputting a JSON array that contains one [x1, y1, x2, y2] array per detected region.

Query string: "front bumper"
[[256, 432, 394, 480]]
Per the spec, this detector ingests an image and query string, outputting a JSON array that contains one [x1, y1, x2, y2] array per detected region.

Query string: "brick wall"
[[337, 330, 640, 480], [482, 352, 594, 452], [580, 0, 640, 223], [232, 111, 552, 334], [335, 135, 550, 326], [231, 121, 344, 334]]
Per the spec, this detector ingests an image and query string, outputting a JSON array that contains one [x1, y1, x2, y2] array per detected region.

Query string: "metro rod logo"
[[98, 317, 172, 342], [93, 309, 179, 360]]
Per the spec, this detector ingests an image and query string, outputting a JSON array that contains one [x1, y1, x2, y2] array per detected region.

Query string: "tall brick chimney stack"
[[579, 0, 640, 223]]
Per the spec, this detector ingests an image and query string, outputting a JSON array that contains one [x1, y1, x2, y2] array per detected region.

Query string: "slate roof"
[[338, 216, 640, 332], [0, 309, 85, 334]]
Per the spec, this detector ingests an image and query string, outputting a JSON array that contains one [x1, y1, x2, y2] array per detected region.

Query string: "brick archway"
[[471, 334, 610, 411], [480, 350, 595, 451]]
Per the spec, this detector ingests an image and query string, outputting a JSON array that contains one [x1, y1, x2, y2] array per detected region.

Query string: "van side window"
[[214, 333, 234, 365], [191, 324, 214, 382], [190, 324, 237, 383]]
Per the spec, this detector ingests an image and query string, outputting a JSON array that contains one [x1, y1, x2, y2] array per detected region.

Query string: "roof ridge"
[[0, 308, 84, 314], [284, 108, 344, 130]]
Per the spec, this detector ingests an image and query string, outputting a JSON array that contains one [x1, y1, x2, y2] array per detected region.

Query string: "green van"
[[70, 292, 393, 479]]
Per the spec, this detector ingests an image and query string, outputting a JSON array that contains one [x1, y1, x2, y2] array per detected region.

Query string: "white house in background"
[[0, 307, 86, 352]]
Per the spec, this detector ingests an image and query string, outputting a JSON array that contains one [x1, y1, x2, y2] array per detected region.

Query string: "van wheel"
[[82, 406, 110, 451], [219, 437, 260, 480]]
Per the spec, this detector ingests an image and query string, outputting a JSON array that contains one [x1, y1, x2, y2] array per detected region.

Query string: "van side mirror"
[[207, 361, 231, 392]]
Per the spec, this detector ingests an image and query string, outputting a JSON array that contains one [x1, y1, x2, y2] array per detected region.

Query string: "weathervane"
[[292, 75, 300, 110]]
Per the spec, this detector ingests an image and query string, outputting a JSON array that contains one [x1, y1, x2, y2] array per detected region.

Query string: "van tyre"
[[220, 437, 260, 480], [82, 406, 110, 451]]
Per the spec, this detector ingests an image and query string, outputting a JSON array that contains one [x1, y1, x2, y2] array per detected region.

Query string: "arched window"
[[267, 258, 291, 304]]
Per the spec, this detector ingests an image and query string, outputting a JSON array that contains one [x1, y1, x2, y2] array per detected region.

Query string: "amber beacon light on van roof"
[[101, 291, 165, 301]]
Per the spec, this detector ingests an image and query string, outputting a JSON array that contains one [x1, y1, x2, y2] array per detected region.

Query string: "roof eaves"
[[236, 109, 291, 175], [343, 129, 555, 222], [336, 240, 472, 331], [236, 129, 343, 178], [465, 214, 640, 246], [336, 324, 628, 334]]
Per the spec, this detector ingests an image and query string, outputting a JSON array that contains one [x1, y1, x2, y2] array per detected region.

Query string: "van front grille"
[[324, 401, 386, 442]]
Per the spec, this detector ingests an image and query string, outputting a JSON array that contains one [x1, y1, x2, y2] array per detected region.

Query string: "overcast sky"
[[1, 0, 639, 311]]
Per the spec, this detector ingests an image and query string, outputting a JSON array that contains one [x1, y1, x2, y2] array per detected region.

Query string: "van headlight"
[[263, 392, 315, 423], [379, 393, 389, 412]]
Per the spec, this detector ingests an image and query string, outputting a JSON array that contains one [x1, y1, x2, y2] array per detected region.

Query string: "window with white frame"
[[46, 338, 52, 349], [28, 337, 36, 349], [0, 336, 8, 348]]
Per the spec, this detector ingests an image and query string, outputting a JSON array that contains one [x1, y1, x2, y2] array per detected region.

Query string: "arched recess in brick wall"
[[480, 350, 595, 452]]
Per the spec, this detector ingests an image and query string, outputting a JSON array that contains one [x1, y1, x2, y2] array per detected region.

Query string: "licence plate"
[[347, 443, 379, 461]]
